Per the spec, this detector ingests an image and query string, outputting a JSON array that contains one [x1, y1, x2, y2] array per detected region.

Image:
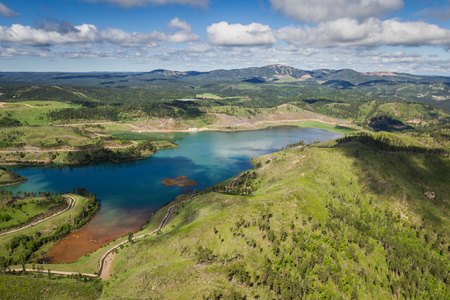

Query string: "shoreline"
[[0, 144, 180, 167], [0, 179, 28, 187], [126, 120, 358, 135], [0, 121, 357, 167]]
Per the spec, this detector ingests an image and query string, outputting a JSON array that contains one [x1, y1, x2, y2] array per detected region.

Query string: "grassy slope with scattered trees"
[[0, 273, 102, 300], [102, 132, 449, 299]]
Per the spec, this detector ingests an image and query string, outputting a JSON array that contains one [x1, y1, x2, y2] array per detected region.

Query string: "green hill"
[[100, 132, 449, 299], [310, 100, 450, 130]]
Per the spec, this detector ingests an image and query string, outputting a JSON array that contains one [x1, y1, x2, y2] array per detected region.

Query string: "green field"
[[0, 101, 82, 126], [0, 197, 66, 230]]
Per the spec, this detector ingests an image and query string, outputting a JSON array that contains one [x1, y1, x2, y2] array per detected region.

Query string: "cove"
[[2, 128, 343, 262]]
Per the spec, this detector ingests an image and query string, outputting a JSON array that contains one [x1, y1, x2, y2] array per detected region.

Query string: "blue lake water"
[[2, 128, 342, 247]]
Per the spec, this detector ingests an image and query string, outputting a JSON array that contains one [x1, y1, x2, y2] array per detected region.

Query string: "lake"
[[2, 128, 343, 262]]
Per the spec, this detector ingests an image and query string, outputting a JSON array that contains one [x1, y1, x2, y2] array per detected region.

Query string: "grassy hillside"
[[0, 101, 82, 126], [311, 100, 450, 131], [101, 133, 449, 299], [0, 273, 102, 299]]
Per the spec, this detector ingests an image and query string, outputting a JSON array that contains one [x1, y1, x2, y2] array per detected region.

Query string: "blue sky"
[[0, 0, 449, 74]]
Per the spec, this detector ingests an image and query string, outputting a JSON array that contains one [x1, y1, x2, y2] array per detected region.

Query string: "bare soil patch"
[[100, 252, 116, 280], [42, 208, 149, 263]]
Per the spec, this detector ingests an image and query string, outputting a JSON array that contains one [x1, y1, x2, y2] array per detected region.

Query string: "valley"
[[0, 65, 448, 299]]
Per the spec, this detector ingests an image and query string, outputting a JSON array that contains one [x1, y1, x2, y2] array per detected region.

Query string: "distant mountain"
[[1, 65, 449, 111], [0, 65, 448, 86]]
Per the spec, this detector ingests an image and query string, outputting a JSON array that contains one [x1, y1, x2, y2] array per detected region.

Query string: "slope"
[[101, 133, 449, 299]]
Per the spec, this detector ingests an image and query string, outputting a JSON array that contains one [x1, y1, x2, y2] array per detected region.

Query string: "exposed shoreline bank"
[[0, 179, 27, 186]]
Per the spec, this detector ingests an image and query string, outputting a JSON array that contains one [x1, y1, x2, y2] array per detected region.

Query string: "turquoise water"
[[3, 128, 342, 237]]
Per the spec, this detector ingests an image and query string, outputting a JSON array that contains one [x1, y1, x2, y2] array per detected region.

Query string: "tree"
[[127, 232, 134, 244]]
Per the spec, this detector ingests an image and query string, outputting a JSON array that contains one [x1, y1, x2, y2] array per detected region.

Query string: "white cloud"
[[270, 0, 403, 23], [0, 2, 18, 18], [84, 0, 208, 8], [0, 18, 198, 47], [277, 18, 450, 48], [185, 43, 212, 53], [207, 22, 277, 46]]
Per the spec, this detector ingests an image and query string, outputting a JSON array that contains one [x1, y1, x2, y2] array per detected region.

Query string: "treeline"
[[0, 190, 61, 201], [71, 188, 99, 230], [281, 140, 305, 150], [0, 85, 193, 107], [337, 132, 448, 155], [46, 101, 204, 122], [68, 86, 192, 104]]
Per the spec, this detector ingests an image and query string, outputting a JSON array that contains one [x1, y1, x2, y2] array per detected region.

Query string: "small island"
[[162, 176, 199, 187]]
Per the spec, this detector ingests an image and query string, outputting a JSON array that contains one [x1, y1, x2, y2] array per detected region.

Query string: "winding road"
[[97, 204, 176, 277], [10, 202, 178, 279], [226, 174, 243, 193], [0, 195, 76, 237]]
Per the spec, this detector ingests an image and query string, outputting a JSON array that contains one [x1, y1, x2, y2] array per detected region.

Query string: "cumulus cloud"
[[207, 22, 277, 46], [0, 2, 18, 17], [84, 0, 208, 8], [276, 18, 450, 48], [0, 18, 198, 47], [270, 0, 403, 23]]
